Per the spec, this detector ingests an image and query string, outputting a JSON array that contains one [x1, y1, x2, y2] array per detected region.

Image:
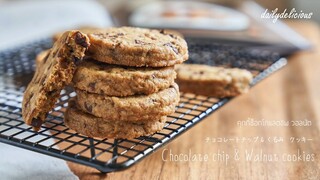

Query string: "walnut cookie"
[[175, 64, 253, 97], [35, 49, 51, 67], [75, 83, 180, 121], [72, 59, 176, 96], [22, 31, 90, 131], [87, 27, 188, 67], [65, 100, 167, 139]]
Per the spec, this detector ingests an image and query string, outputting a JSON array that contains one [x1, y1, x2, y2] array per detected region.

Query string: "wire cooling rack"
[[0, 38, 287, 173]]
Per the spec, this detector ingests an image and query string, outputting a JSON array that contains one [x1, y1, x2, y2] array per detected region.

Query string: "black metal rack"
[[0, 38, 287, 173]]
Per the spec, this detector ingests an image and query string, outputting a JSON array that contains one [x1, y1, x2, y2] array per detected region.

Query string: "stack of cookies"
[[22, 27, 188, 139], [64, 27, 188, 139]]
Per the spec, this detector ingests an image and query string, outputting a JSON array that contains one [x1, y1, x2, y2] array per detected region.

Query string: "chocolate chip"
[[48, 89, 57, 96], [84, 102, 93, 113], [168, 34, 177, 39], [89, 82, 96, 91], [73, 56, 80, 65], [199, 71, 204, 75], [164, 43, 178, 54], [75, 32, 89, 48], [31, 118, 42, 128], [159, 29, 165, 34], [159, 29, 177, 39], [135, 39, 145, 44]]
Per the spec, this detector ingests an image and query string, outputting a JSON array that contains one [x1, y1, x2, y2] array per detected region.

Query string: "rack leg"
[[111, 139, 119, 164], [89, 138, 95, 158]]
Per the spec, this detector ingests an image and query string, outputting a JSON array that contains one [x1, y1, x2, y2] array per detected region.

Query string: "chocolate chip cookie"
[[175, 64, 253, 98], [75, 83, 179, 121], [35, 49, 50, 67], [73, 59, 176, 96], [64, 100, 166, 139], [53, 26, 100, 42], [87, 27, 188, 67], [22, 31, 90, 131]]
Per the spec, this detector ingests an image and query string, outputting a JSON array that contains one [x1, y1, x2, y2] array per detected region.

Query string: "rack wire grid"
[[0, 38, 287, 173]]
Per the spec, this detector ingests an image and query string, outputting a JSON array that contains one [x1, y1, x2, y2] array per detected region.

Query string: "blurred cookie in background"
[[175, 64, 253, 98], [129, 1, 249, 31]]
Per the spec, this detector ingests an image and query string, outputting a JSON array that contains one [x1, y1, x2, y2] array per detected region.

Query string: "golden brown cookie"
[[87, 27, 188, 67], [72, 59, 176, 96], [22, 31, 90, 131], [52, 26, 100, 42], [35, 49, 50, 67], [175, 64, 253, 98], [75, 83, 180, 121], [64, 100, 167, 139]]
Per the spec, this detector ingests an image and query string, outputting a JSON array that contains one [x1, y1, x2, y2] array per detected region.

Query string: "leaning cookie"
[[87, 27, 188, 67], [22, 31, 90, 131], [175, 64, 253, 98], [35, 49, 50, 67], [73, 59, 176, 96], [52, 26, 100, 42], [64, 100, 167, 139], [75, 83, 180, 121]]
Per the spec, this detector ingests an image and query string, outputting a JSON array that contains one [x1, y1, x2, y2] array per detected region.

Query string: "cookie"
[[75, 83, 179, 121], [64, 100, 166, 139], [53, 26, 99, 42], [73, 59, 176, 96], [175, 64, 253, 97], [87, 27, 188, 67], [35, 49, 50, 67], [22, 31, 90, 131]]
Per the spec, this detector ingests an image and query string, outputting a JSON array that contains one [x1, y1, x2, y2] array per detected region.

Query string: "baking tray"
[[0, 38, 287, 173]]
